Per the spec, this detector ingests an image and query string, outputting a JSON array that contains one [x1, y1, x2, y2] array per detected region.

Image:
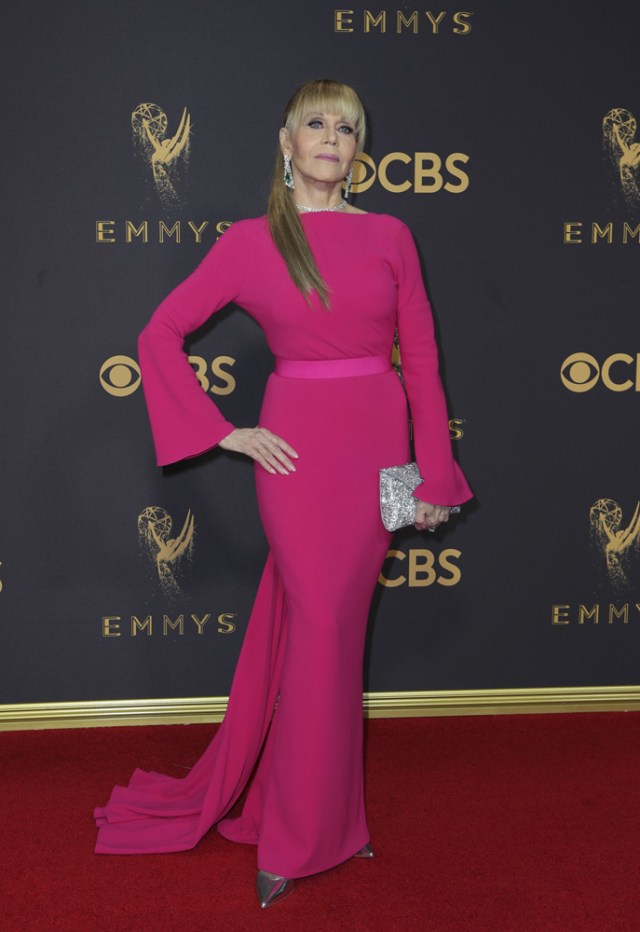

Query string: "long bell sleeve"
[[393, 222, 473, 507], [138, 223, 247, 466]]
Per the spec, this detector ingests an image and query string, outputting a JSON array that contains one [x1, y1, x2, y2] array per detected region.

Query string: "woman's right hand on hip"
[[219, 428, 299, 475]]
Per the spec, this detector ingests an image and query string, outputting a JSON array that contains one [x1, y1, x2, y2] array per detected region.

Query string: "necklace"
[[295, 200, 348, 213]]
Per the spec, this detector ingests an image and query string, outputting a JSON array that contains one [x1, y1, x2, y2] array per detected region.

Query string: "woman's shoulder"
[[349, 213, 415, 254], [223, 215, 269, 237], [350, 210, 411, 234], [209, 216, 270, 255]]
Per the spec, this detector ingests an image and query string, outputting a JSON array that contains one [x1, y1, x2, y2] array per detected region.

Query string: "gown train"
[[94, 552, 287, 856]]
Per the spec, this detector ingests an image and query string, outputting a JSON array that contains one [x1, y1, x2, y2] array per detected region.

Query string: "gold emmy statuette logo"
[[603, 108, 640, 207], [100, 355, 141, 396], [138, 506, 195, 596], [590, 498, 640, 591], [131, 103, 191, 208]]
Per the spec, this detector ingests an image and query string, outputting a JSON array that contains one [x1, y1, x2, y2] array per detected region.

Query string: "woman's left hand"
[[414, 501, 451, 532]]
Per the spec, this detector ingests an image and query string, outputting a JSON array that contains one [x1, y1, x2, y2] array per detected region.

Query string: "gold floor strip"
[[1, 686, 640, 731]]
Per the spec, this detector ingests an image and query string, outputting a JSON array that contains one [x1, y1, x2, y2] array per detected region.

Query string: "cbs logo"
[[351, 151, 469, 194], [560, 352, 640, 393], [378, 548, 461, 587], [100, 355, 236, 396]]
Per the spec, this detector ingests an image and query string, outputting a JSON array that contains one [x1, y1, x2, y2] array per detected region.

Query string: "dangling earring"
[[344, 163, 354, 200], [283, 154, 295, 190]]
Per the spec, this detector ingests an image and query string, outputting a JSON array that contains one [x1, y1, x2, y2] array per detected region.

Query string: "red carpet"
[[2, 713, 640, 931]]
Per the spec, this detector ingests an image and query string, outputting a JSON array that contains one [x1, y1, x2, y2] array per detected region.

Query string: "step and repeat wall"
[[2, 1, 640, 706]]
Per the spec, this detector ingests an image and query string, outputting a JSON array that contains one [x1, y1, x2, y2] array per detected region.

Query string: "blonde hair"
[[267, 80, 367, 308]]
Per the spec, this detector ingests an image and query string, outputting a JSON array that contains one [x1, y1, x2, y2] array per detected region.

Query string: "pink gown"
[[93, 212, 472, 878]]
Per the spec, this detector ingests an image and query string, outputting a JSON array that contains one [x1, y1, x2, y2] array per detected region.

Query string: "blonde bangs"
[[284, 80, 366, 148]]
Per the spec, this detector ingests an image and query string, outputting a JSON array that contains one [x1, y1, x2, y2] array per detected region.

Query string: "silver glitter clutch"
[[379, 462, 460, 531]]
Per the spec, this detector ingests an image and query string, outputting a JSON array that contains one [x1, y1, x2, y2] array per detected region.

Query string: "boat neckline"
[[298, 210, 373, 217]]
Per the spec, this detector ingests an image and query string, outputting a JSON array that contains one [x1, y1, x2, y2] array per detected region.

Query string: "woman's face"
[[280, 110, 358, 190]]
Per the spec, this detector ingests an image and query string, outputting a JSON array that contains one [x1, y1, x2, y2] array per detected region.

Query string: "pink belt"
[[274, 354, 391, 379]]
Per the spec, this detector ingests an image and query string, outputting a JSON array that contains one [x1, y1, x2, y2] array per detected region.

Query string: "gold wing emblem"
[[144, 107, 191, 169], [600, 501, 640, 557], [150, 509, 195, 566]]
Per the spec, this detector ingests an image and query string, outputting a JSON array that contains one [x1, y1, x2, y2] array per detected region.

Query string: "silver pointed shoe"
[[353, 842, 375, 858], [256, 870, 296, 908]]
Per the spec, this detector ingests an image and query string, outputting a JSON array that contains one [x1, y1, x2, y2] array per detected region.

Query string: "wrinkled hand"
[[414, 500, 451, 532], [219, 427, 298, 475]]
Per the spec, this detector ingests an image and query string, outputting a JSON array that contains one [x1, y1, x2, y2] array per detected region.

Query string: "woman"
[[94, 79, 472, 908]]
